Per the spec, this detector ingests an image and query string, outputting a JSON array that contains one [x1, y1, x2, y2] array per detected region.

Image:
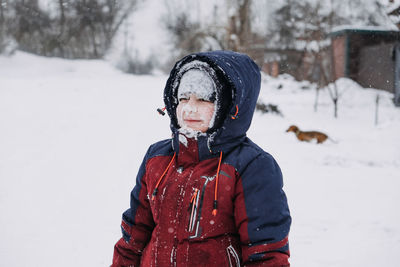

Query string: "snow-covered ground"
[[0, 52, 399, 266]]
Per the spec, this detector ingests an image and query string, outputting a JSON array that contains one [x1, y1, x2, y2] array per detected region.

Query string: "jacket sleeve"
[[112, 148, 155, 267], [234, 154, 291, 266]]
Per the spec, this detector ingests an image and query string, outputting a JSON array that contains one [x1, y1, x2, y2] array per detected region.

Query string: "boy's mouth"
[[184, 119, 202, 123]]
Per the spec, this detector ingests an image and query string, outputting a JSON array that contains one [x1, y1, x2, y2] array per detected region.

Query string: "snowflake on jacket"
[[112, 50, 291, 267]]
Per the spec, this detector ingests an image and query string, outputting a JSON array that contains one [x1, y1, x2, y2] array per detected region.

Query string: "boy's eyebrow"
[[178, 93, 190, 98]]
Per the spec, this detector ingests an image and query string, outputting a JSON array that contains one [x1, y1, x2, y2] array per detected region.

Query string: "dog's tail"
[[328, 137, 338, 144]]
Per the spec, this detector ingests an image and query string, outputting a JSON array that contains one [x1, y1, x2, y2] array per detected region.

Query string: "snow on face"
[[176, 69, 217, 137], [176, 94, 216, 135], [177, 69, 216, 102]]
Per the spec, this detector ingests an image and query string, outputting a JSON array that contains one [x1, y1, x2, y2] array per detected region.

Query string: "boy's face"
[[176, 94, 215, 133]]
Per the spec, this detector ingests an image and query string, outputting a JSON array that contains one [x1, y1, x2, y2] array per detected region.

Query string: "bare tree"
[[225, 0, 251, 51], [162, 0, 265, 66], [0, 0, 5, 50], [162, 1, 225, 66], [0, 0, 16, 54], [324, 0, 340, 118], [271, 0, 357, 118], [224, 0, 265, 64], [6, 0, 139, 58]]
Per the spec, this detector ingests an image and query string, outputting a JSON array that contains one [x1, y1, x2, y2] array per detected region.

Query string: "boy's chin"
[[178, 125, 208, 138], [187, 126, 207, 133], [183, 122, 207, 133]]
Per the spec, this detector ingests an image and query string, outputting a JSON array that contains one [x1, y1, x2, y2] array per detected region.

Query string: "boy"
[[112, 51, 291, 266]]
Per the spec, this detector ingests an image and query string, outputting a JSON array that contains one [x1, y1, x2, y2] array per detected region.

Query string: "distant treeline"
[[0, 0, 137, 58], [0, 0, 394, 78]]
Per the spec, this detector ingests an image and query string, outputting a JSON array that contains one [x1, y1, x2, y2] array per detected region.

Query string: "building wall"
[[262, 61, 280, 77], [357, 43, 395, 93], [332, 36, 346, 79], [331, 30, 400, 93]]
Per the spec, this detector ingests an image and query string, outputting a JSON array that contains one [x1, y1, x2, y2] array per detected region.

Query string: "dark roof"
[[330, 27, 400, 37]]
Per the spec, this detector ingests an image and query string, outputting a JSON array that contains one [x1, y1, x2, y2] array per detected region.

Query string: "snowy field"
[[1, 52, 399, 266]]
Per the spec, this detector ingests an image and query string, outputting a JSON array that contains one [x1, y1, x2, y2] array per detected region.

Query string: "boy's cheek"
[[201, 105, 215, 123], [176, 105, 184, 127], [176, 103, 191, 127]]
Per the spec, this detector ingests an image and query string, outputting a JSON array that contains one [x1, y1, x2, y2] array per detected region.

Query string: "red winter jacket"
[[112, 51, 291, 266]]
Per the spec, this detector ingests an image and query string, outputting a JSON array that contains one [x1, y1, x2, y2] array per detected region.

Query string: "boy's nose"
[[187, 98, 198, 107]]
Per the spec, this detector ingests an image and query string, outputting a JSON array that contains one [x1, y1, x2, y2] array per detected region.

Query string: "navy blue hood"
[[163, 50, 261, 159]]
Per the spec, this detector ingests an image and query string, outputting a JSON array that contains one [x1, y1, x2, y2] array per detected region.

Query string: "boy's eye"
[[179, 97, 189, 102]]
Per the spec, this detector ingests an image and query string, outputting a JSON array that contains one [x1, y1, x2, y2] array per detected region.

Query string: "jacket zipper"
[[226, 245, 240, 267], [188, 188, 200, 233]]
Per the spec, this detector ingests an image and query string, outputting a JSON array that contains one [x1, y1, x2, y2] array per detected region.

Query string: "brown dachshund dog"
[[286, 125, 329, 144]]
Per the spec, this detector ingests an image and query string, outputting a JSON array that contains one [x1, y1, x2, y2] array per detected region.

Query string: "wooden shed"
[[330, 28, 400, 105]]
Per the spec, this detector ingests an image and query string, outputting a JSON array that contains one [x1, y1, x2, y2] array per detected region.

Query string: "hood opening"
[[166, 55, 236, 136], [164, 50, 261, 155]]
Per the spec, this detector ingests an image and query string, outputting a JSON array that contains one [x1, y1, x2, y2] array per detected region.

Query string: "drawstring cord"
[[212, 151, 223, 216], [188, 188, 199, 232], [151, 153, 176, 200], [157, 107, 166, 116], [231, 105, 239, 120], [151, 150, 223, 217]]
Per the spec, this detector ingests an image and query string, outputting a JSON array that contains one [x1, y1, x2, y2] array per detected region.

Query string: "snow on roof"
[[331, 24, 400, 34], [386, 0, 400, 15]]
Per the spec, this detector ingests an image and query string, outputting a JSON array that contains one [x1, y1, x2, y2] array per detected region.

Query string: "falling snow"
[[0, 52, 399, 267]]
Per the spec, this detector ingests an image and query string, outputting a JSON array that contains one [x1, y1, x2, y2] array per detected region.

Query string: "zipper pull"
[[188, 188, 199, 232], [190, 188, 199, 203]]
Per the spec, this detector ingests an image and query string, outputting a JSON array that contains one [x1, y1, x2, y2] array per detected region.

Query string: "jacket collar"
[[165, 51, 261, 156], [175, 133, 199, 167], [173, 131, 226, 164]]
